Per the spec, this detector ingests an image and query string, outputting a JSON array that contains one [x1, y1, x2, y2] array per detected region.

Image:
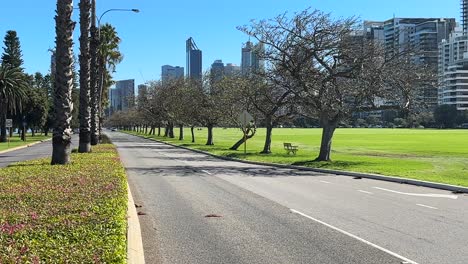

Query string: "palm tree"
[[89, 0, 99, 146], [97, 23, 123, 138], [78, 0, 92, 153], [51, 0, 74, 165], [0, 65, 27, 142]]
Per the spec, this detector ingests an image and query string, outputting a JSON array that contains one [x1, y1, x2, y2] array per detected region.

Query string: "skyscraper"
[[241, 41, 264, 75], [161, 65, 184, 83], [186, 37, 202, 80], [224, 63, 241, 76], [210, 59, 224, 82], [463, 0, 468, 33], [108, 79, 135, 115]]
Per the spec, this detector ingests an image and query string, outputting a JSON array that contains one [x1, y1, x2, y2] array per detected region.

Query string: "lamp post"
[[95, 8, 139, 141]]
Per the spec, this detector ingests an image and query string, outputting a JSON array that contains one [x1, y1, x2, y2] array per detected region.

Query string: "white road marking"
[[373, 187, 458, 199], [358, 190, 373, 195], [416, 204, 438, 210], [290, 209, 419, 264], [201, 170, 212, 175], [320, 180, 332, 184]]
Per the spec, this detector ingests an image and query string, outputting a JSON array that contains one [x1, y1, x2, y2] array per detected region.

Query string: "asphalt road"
[[109, 132, 468, 264], [0, 136, 78, 168]]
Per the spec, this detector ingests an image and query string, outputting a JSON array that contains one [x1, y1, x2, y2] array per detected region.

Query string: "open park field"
[[0, 134, 50, 152], [124, 128, 468, 187]]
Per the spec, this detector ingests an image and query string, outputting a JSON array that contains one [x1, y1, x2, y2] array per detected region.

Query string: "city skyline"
[[0, 0, 461, 87]]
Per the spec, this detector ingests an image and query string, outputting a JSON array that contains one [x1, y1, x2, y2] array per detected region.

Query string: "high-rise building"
[[186, 37, 202, 80], [363, 21, 385, 44], [438, 29, 468, 111], [437, 1, 468, 111], [138, 84, 148, 95], [108, 79, 135, 115], [374, 17, 455, 109], [463, 0, 468, 32], [241, 41, 264, 75], [210, 59, 225, 82], [224, 63, 241, 76], [161, 65, 184, 83]]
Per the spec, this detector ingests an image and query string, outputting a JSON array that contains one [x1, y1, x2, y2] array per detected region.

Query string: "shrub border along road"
[[0, 141, 140, 263], [125, 131, 468, 194]]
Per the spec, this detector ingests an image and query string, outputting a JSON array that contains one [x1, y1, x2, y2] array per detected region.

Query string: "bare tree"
[[241, 9, 434, 161]]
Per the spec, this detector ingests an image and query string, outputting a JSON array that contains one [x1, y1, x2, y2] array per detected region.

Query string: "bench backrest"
[[284, 143, 291, 148]]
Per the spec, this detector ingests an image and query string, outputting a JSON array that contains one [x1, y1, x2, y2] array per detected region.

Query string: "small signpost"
[[5, 119, 12, 148], [238, 111, 253, 155]]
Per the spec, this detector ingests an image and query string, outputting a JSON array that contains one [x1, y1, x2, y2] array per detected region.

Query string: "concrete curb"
[[0, 138, 52, 154], [127, 182, 145, 264], [127, 132, 468, 194]]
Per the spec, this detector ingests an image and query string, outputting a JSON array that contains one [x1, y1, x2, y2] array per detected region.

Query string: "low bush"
[[0, 144, 127, 263]]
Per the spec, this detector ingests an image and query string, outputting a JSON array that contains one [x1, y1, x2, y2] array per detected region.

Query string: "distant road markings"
[[358, 190, 373, 195], [416, 204, 438, 210], [290, 209, 419, 264], [319, 180, 332, 184], [201, 170, 212, 175], [373, 187, 458, 199]]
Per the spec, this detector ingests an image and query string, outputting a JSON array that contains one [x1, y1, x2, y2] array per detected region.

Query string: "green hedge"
[[0, 144, 128, 263]]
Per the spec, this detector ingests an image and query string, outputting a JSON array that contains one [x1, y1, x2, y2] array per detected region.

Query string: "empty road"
[[109, 132, 468, 264]]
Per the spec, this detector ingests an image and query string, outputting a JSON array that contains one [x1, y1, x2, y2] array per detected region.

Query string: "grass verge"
[[121, 128, 468, 187], [0, 143, 128, 263], [0, 134, 50, 152]]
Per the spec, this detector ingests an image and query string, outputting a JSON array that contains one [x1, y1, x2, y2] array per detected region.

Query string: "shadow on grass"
[[292, 160, 367, 170]]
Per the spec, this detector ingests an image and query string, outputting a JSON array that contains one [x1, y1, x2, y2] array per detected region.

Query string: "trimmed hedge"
[[0, 144, 128, 263]]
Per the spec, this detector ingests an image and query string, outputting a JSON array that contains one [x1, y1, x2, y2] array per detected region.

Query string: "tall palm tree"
[[78, 0, 92, 153], [51, 0, 74, 165], [89, 0, 99, 145], [0, 65, 27, 142], [97, 23, 123, 137]]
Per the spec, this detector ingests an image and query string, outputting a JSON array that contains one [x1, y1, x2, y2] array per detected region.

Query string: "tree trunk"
[[31, 128, 35, 137], [206, 125, 214, 145], [179, 124, 184, 140], [191, 126, 195, 143], [149, 126, 154, 135], [78, 0, 92, 153], [164, 126, 168, 137], [157, 126, 161, 136], [21, 126, 26, 141], [51, 0, 74, 165], [168, 124, 174, 138], [230, 127, 256, 150], [89, 0, 99, 146], [315, 122, 337, 162], [0, 108, 6, 143], [260, 123, 273, 154]]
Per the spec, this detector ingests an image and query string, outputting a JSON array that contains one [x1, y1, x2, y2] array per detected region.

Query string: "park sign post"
[[6, 119, 12, 147], [238, 111, 253, 154]]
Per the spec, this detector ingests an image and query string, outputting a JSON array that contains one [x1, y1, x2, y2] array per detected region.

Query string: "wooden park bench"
[[283, 143, 299, 155]]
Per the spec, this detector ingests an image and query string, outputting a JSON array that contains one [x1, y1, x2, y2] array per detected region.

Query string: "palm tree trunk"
[[78, 0, 92, 153], [51, 0, 74, 165], [0, 104, 6, 143], [89, 0, 99, 146]]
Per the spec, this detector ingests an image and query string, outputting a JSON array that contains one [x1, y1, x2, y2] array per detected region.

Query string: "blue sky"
[[0, 0, 460, 87]]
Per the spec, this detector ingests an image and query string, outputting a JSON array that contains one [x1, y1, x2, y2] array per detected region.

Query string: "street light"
[[95, 8, 139, 141]]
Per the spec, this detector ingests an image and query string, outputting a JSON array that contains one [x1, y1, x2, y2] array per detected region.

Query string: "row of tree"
[[51, 0, 122, 164], [105, 9, 435, 162]]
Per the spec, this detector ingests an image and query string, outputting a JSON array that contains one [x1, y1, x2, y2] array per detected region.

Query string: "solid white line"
[[290, 209, 419, 264], [416, 204, 438, 210], [358, 190, 373, 195], [201, 170, 212, 175], [320, 180, 332, 184], [373, 187, 458, 199]]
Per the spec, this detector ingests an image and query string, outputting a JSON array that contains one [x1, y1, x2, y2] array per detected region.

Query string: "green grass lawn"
[[124, 127, 468, 187], [0, 143, 128, 263], [0, 133, 50, 152]]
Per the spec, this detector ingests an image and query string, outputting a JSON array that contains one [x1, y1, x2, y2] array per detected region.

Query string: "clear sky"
[[0, 0, 460, 87]]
